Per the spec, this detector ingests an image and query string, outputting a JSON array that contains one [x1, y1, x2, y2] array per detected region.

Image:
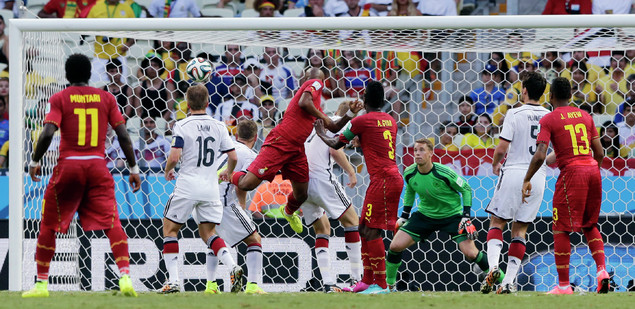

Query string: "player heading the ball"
[[23, 54, 142, 298]]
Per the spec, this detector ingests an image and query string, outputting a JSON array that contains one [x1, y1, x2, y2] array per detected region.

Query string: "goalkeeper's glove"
[[458, 216, 477, 240], [395, 206, 411, 233]]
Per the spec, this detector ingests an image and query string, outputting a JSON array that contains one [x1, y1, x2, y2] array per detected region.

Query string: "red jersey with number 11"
[[536, 106, 599, 170], [44, 86, 125, 159], [339, 111, 400, 179]]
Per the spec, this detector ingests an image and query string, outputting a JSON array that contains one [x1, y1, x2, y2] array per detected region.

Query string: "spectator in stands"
[[436, 121, 459, 152], [600, 121, 622, 159], [0, 77, 7, 120], [417, 0, 457, 16], [137, 41, 176, 80], [542, 0, 592, 15], [0, 16, 8, 66], [0, 98, 7, 149], [38, 0, 96, 18], [167, 41, 192, 85], [614, 74, 635, 123], [249, 174, 292, 218], [368, 0, 391, 16], [134, 55, 176, 121], [260, 47, 296, 103], [341, 50, 374, 97], [138, 117, 171, 169], [216, 44, 245, 94], [596, 51, 628, 114], [243, 58, 268, 103], [570, 61, 598, 113], [0, 140, 7, 169], [592, 0, 632, 15], [214, 74, 260, 124], [540, 51, 565, 83], [300, 49, 344, 98], [253, 0, 282, 17], [86, 0, 136, 84], [469, 68, 505, 115], [460, 113, 497, 151], [388, 0, 420, 16], [324, 0, 348, 16], [106, 127, 141, 170], [299, 0, 331, 16], [337, 0, 376, 16], [259, 94, 279, 128], [456, 95, 476, 134], [104, 59, 134, 119], [618, 101, 635, 157], [0, 0, 12, 11], [488, 52, 510, 88], [563, 50, 606, 84], [148, 0, 201, 17]]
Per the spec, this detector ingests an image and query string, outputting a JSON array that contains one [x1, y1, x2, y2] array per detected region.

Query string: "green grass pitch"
[[3, 291, 632, 309]]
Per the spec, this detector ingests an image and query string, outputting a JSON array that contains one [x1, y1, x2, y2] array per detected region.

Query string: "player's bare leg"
[[582, 225, 609, 294], [232, 171, 263, 191], [357, 225, 390, 294], [548, 230, 574, 294], [497, 222, 529, 294], [159, 219, 184, 293], [199, 223, 245, 293], [312, 215, 337, 292], [279, 180, 309, 233], [385, 229, 416, 291], [242, 232, 266, 294], [338, 207, 362, 284]]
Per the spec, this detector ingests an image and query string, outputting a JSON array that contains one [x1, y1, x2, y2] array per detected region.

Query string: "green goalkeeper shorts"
[[399, 212, 468, 244]]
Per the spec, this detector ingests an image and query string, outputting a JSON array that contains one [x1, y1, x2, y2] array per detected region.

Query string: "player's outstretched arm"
[[314, 119, 346, 149], [114, 124, 141, 192], [330, 148, 357, 187], [522, 143, 548, 203], [29, 123, 58, 181], [323, 100, 364, 133]]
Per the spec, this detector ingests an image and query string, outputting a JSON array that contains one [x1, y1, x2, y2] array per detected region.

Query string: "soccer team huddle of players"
[[21, 53, 611, 297]]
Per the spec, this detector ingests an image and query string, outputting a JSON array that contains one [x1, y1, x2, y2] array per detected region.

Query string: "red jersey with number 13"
[[272, 79, 323, 146], [44, 86, 125, 159], [339, 111, 400, 178], [536, 106, 598, 170]]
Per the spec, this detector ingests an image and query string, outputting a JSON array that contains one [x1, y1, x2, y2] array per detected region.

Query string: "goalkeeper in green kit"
[[386, 138, 503, 289]]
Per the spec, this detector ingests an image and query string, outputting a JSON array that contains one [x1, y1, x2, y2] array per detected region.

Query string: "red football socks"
[[106, 226, 131, 275], [231, 171, 246, 187], [360, 238, 373, 285], [285, 193, 302, 214], [35, 227, 56, 281], [367, 238, 387, 289], [553, 232, 571, 286], [583, 227, 606, 272]]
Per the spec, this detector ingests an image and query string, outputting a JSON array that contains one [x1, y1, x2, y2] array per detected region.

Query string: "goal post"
[[8, 15, 635, 292]]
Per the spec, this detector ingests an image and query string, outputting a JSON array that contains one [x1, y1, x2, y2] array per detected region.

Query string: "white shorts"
[[216, 203, 257, 247], [164, 194, 223, 225], [301, 177, 352, 225], [486, 168, 546, 223]]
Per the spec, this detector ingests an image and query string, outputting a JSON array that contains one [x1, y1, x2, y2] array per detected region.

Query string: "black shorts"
[[399, 212, 468, 244]]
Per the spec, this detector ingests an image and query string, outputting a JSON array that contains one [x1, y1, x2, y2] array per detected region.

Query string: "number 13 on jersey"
[[564, 123, 590, 155]]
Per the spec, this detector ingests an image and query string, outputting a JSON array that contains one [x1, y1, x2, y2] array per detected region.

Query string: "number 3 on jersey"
[[383, 130, 395, 160], [564, 124, 590, 155], [74, 108, 98, 147]]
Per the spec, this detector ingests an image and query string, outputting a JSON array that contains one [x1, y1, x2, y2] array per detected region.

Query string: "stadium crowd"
[[2, 0, 635, 173]]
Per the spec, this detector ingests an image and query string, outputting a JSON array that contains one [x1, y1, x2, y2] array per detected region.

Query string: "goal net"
[[8, 16, 635, 293]]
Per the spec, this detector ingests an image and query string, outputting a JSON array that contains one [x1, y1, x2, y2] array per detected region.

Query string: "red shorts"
[[247, 131, 309, 183], [552, 165, 602, 232], [361, 175, 404, 230], [42, 158, 120, 233]]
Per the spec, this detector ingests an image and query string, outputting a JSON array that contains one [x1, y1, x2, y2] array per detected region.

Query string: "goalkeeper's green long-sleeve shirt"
[[402, 163, 472, 219]]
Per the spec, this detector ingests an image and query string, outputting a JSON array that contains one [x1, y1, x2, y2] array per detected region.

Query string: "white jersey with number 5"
[[499, 104, 550, 170], [172, 114, 235, 201]]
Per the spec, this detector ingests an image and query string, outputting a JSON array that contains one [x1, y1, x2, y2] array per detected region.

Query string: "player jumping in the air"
[[215, 120, 267, 294], [523, 77, 609, 295], [228, 68, 362, 234], [23, 54, 141, 298], [386, 138, 494, 290], [482, 72, 550, 294], [302, 103, 362, 292], [314, 80, 402, 294], [158, 84, 244, 294]]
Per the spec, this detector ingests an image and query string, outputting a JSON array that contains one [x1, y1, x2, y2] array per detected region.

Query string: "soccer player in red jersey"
[[23, 54, 142, 298], [522, 77, 609, 295], [228, 68, 362, 233], [314, 80, 403, 294]]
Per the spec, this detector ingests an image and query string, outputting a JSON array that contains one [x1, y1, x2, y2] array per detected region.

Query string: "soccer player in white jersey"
[[214, 120, 266, 294], [158, 84, 244, 294], [301, 103, 362, 293], [481, 71, 550, 294]]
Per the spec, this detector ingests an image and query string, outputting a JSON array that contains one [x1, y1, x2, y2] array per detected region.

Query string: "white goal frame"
[[9, 14, 635, 291]]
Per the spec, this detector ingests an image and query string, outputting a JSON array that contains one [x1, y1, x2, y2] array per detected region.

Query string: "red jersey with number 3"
[[272, 79, 323, 146], [44, 86, 125, 159], [339, 111, 400, 178], [536, 106, 598, 170]]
